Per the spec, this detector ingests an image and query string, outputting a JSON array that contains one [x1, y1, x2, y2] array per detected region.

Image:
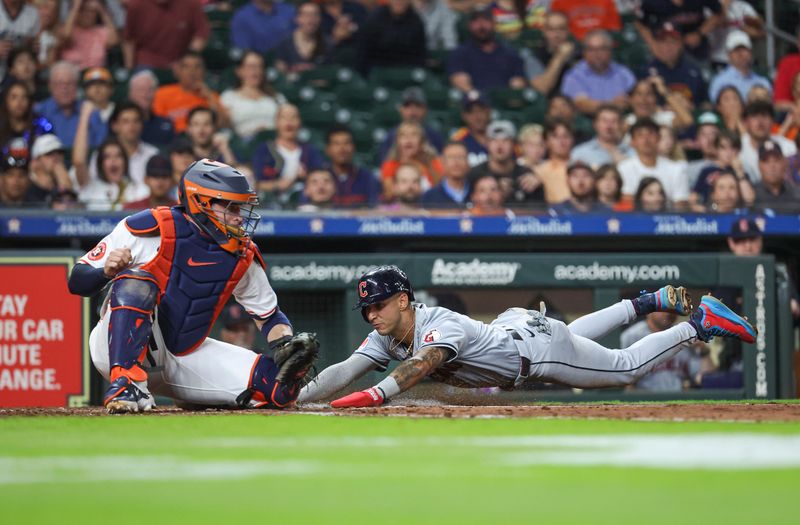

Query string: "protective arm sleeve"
[[296, 353, 377, 403], [67, 263, 111, 297]]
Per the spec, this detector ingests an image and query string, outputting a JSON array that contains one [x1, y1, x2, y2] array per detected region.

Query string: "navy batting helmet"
[[353, 266, 415, 321], [178, 159, 260, 255]]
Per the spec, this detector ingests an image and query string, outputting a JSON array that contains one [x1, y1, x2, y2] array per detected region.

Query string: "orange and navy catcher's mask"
[[177, 159, 260, 255]]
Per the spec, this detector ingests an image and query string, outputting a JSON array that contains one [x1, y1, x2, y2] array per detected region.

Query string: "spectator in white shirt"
[[618, 117, 689, 210]]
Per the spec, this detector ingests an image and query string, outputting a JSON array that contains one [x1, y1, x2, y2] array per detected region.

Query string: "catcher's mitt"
[[270, 332, 320, 385]]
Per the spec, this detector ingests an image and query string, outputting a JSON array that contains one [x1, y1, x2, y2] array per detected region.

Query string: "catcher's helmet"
[[178, 159, 260, 255], [353, 265, 415, 321]]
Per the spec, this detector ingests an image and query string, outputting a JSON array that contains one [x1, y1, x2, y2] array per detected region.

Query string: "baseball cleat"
[[103, 376, 155, 414], [632, 285, 692, 316], [689, 295, 757, 344]]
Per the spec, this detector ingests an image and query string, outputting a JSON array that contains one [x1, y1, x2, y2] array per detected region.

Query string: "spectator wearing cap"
[[421, 141, 469, 208], [691, 129, 755, 211], [549, 0, 620, 42], [29, 133, 72, 205], [217, 301, 257, 350], [639, 22, 707, 108], [634, 0, 723, 61], [753, 140, 800, 213], [450, 91, 490, 167], [127, 69, 175, 147], [708, 31, 771, 104], [561, 29, 635, 116], [570, 104, 632, 170], [549, 161, 610, 215], [380, 122, 443, 200], [0, 0, 39, 80], [413, 0, 457, 51], [33, 61, 106, 148], [123, 0, 209, 70], [379, 87, 445, 162], [324, 124, 380, 208], [686, 112, 722, 188], [297, 168, 338, 211], [81, 67, 115, 124], [525, 11, 579, 98], [707, 0, 765, 69], [123, 154, 178, 210], [537, 119, 574, 205], [231, 0, 296, 56], [447, 6, 526, 94], [0, 137, 47, 208], [618, 117, 689, 209], [152, 52, 230, 134], [357, 0, 426, 75], [739, 100, 797, 183], [59, 0, 119, 70], [468, 120, 542, 205], [727, 217, 762, 255]]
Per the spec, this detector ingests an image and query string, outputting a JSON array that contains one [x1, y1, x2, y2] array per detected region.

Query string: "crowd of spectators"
[[1, 0, 798, 216]]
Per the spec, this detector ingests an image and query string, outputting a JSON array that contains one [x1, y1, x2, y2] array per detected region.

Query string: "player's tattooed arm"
[[389, 346, 450, 392]]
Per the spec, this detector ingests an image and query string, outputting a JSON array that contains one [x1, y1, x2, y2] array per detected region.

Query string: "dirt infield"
[[2, 402, 800, 421]]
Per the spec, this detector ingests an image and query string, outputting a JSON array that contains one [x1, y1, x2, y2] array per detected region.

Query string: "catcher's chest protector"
[[136, 208, 254, 355]]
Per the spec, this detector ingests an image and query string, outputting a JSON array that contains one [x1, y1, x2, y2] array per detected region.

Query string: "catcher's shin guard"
[[108, 270, 158, 377], [236, 355, 299, 409]]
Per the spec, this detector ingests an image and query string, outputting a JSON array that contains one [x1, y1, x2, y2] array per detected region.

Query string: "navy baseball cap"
[[758, 139, 784, 161], [729, 218, 762, 239], [220, 302, 251, 329], [146, 154, 173, 178], [462, 90, 490, 110]]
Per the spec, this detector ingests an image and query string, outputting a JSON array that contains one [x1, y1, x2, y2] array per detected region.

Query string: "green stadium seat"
[[203, 33, 233, 71], [298, 99, 339, 128], [369, 67, 428, 90], [487, 87, 542, 111], [153, 68, 175, 86]]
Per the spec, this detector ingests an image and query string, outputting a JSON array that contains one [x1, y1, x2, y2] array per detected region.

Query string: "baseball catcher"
[[298, 265, 757, 407], [68, 159, 318, 413]]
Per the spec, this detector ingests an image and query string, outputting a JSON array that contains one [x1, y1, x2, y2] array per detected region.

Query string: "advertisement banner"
[[0, 258, 89, 407]]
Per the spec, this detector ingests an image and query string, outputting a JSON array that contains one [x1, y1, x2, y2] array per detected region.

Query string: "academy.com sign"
[[270, 262, 375, 283], [554, 262, 680, 283], [431, 258, 521, 285]]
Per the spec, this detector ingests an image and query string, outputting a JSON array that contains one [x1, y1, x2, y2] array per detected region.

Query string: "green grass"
[[2, 414, 799, 524]]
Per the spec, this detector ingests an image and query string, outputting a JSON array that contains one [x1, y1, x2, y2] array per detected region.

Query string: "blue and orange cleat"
[[632, 285, 692, 316], [690, 295, 757, 344], [103, 376, 156, 414]]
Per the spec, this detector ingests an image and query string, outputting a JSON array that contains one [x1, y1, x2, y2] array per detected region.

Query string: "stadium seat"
[[298, 65, 353, 91], [153, 68, 175, 86], [298, 99, 340, 129], [488, 87, 542, 111], [369, 67, 428, 89]]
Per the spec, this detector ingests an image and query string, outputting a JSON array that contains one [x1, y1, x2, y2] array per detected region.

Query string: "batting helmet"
[[178, 159, 260, 255], [353, 265, 415, 321]]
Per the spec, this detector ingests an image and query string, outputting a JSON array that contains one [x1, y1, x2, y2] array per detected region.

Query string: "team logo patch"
[[87, 242, 107, 261], [358, 281, 368, 298], [423, 329, 441, 343], [357, 337, 369, 350]]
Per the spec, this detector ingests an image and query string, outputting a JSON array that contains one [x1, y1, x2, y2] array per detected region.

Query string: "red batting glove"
[[330, 387, 385, 408]]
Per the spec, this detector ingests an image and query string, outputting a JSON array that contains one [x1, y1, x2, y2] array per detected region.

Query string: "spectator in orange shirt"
[[549, 0, 621, 42], [151, 51, 230, 133], [380, 121, 443, 199]]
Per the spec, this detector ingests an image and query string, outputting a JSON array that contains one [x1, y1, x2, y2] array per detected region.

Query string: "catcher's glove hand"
[[270, 332, 320, 386]]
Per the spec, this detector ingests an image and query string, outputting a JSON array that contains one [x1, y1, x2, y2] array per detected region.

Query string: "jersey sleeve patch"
[[125, 209, 160, 235], [86, 241, 107, 261]]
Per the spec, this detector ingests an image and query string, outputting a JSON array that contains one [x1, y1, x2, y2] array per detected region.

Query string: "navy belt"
[[506, 329, 531, 378]]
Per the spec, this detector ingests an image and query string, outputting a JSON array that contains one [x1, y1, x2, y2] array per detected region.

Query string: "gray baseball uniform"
[[299, 299, 698, 401]]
